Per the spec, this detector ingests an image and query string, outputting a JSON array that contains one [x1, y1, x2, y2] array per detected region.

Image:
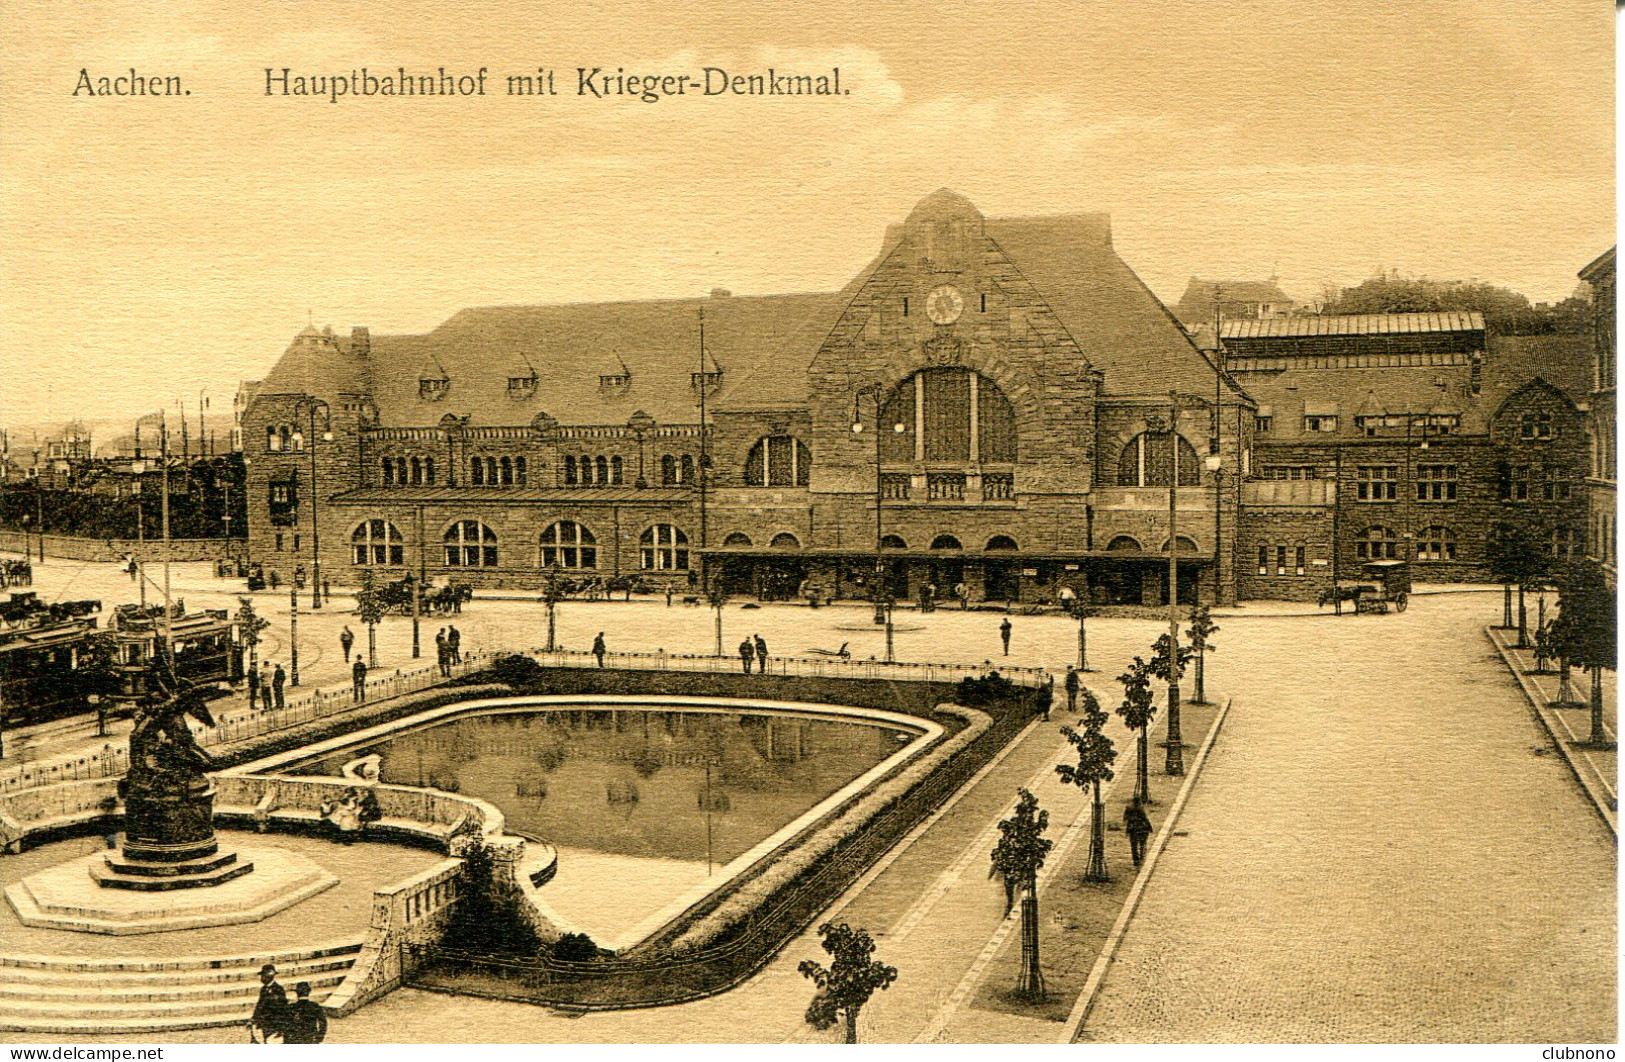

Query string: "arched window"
[[681, 454, 695, 484], [611, 455, 624, 485], [1356, 526, 1400, 561], [595, 456, 609, 484], [541, 521, 597, 569], [1160, 536, 1200, 553], [880, 534, 907, 550], [744, 436, 813, 486], [424, 457, 436, 485], [290, 430, 305, 452], [769, 532, 801, 550], [878, 368, 1017, 463], [444, 520, 498, 567], [723, 532, 753, 547], [515, 457, 527, 486], [471, 457, 485, 486], [1106, 535, 1142, 552], [1419, 526, 1458, 562], [500, 456, 514, 486], [930, 534, 963, 550], [985, 535, 1019, 551], [351, 520, 404, 566], [487, 457, 499, 484], [565, 455, 578, 486], [1117, 432, 1201, 487], [410, 457, 423, 486], [660, 454, 676, 486], [382, 458, 395, 486], [640, 524, 689, 570]]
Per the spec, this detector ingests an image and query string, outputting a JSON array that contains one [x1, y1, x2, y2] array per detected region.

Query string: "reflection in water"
[[281, 709, 910, 864]]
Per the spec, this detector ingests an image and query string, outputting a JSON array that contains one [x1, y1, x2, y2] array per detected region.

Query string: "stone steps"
[[0, 941, 363, 1034]]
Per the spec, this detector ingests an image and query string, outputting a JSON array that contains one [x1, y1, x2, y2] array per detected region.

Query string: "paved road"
[[1082, 592, 1617, 1044]]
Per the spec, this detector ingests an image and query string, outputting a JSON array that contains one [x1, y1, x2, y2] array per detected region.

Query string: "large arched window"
[[930, 534, 963, 550], [880, 534, 907, 550], [540, 521, 597, 569], [1160, 536, 1200, 553], [351, 520, 404, 566], [444, 520, 498, 567], [722, 532, 753, 547], [986, 535, 1019, 551], [1106, 535, 1142, 552], [640, 524, 689, 570], [1117, 432, 1201, 487], [1419, 526, 1458, 562], [878, 368, 1017, 463], [1356, 525, 1400, 561], [769, 532, 801, 550], [745, 436, 812, 487]]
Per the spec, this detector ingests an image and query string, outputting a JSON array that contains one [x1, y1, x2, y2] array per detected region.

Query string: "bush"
[[553, 932, 600, 962], [441, 839, 542, 956], [468, 653, 545, 690], [955, 671, 1021, 708]]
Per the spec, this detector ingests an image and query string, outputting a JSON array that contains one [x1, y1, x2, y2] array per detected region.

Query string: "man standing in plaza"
[[955, 580, 968, 610], [246, 661, 261, 711], [352, 657, 367, 703], [592, 632, 607, 668], [1000, 616, 1013, 656], [1064, 665, 1080, 714], [448, 624, 462, 664], [754, 633, 768, 674], [340, 625, 355, 664], [261, 662, 275, 709], [435, 628, 449, 677], [282, 981, 328, 1044], [271, 663, 287, 710], [248, 964, 288, 1043], [739, 636, 755, 674], [1123, 797, 1153, 869]]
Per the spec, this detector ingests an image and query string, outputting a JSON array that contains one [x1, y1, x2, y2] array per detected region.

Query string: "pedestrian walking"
[[738, 637, 755, 674], [321, 577, 331, 606], [592, 632, 607, 668], [248, 964, 288, 1044], [1064, 666, 1080, 713], [754, 633, 768, 674], [448, 625, 462, 664], [281, 982, 328, 1044], [246, 663, 261, 711], [1124, 797, 1153, 868], [999, 616, 1013, 656], [954, 581, 968, 610], [352, 658, 367, 703], [271, 663, 287, 710], [435, 628, 448, 677], [339, 625, 355, 663], [260, 663, 274, 710], [269, 570, 281, 590], [127, 556, 138, 582], [665, 585, 673, 608]]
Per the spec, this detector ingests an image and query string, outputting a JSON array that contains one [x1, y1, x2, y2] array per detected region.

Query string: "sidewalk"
[[1485, 626, 1617, 837]]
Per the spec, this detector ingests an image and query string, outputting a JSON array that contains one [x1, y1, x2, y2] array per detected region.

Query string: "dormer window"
[[599, 371, 632, 392], [598, 353, 633, 396], [419, 377, 450, 401], [1304, 414, 1338, 433], [508, 375, 537, 397]]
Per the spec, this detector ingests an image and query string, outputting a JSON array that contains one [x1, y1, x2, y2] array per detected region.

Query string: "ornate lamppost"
[[852, 386, 906, 663], [292, 397, 332, 608]]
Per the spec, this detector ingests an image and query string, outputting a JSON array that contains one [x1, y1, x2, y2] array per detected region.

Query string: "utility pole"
[[697, 307, 710, 589], [1165, 390, 1185, 777], [289, 586, 300, 687]]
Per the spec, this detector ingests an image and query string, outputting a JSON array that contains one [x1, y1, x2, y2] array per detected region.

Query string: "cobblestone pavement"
[[1082, 592, 1617, 1044]]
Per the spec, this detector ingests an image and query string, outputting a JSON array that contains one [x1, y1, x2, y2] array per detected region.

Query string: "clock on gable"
[[925, 285, 964, 325]]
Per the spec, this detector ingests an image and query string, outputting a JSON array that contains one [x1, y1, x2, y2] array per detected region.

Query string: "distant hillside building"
[[1174, 278, 1295, 330]]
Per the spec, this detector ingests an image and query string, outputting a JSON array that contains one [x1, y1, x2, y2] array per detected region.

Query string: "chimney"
[[351, 326, 371, 356]]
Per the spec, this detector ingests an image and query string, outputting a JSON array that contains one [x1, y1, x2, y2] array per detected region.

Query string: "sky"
[[0, 0, 1615, 435]]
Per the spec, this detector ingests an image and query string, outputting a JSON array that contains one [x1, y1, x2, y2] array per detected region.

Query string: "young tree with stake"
[[799, 922, 898, 1044], [1186, 603, 1220, 705], [234, 597, 271, 694], [1115, 657, 1157, 805], [1057, 687, 1116, 883], [356, 571, 385, 668], [1147, 632, 1193, 774], [1551, 558, 1616, 748], [989, 788, 1053, 999], [539, 567, 568, 652], [705, 577, 730, 657]]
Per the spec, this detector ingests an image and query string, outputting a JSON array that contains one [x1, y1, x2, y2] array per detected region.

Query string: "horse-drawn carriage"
[[1318, 560, 1411, 615], [373, 578, 473, 616]]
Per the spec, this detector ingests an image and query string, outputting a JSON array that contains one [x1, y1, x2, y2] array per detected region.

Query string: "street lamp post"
[[296, 398, 332, 609], [1165, 391, 1187, 777], [1207, 456, 1226, 605], [289, 586, 300, 687], [852, 387, 906, 663]]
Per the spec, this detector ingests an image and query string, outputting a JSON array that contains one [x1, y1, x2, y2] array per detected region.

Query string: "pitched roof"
[[1174, 279, 1294, 323], [986, 217, 1244, 399], [1223, 312, 1484, 339]]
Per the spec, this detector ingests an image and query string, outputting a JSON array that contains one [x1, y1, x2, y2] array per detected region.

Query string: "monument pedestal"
[[100, 782, 256, 891]]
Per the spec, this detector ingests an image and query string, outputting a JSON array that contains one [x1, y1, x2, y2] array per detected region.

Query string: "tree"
[[1063, 595, 1093, 671], [705, 578, 730, 657], [441, 838, 541, 956], [1114, 658, 1157, 805], [1321, 271, 1556, 334], [538, 567, 569, 652], [1187, 604, 1220, 705], [1147, 632, 1193, 775], [356, 570, 386, 668], [988, 788, 1053, 999], [799, 923, 898, 1044], [1057, 687, 1116, 883], [1550, 559, 1616, 747], [1486, 522, 1551, 647], [234, 597, 271, 703]]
